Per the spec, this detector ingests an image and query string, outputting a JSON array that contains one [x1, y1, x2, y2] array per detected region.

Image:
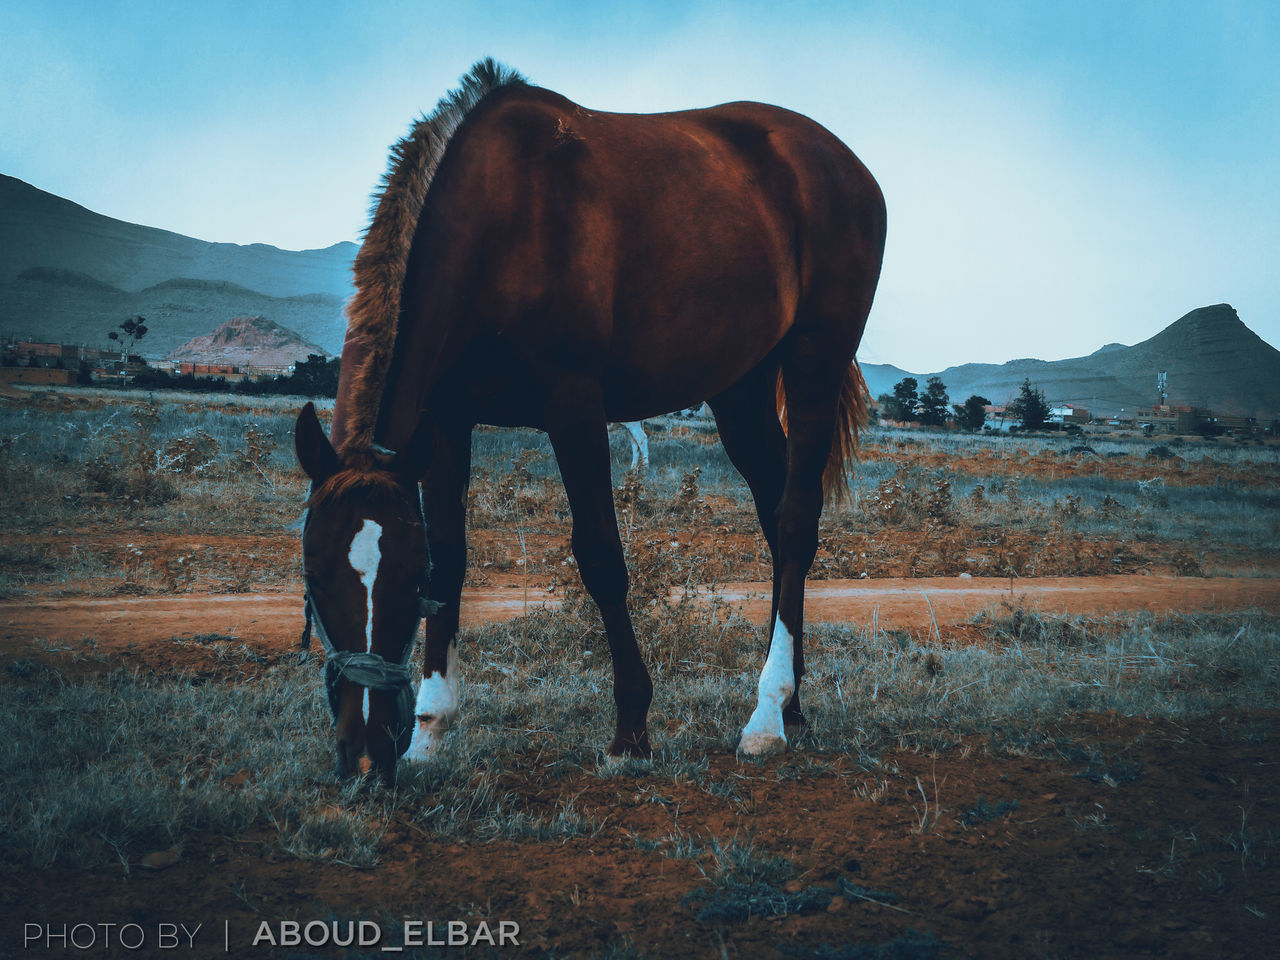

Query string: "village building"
[[1048, 403, 1091, 424]]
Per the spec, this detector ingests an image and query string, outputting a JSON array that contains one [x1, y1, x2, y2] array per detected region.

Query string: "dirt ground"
[[2, 574, 1278, 678], [1, 710, 1276, 959], [2, 576, 1278, 958]]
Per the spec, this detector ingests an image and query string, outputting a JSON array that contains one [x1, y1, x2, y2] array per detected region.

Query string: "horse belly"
[[601, 309, 787, 420], [600, 258, 792, 419]]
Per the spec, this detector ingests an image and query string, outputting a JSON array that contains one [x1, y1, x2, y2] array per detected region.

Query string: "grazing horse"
[[295, 59, 885, 785]]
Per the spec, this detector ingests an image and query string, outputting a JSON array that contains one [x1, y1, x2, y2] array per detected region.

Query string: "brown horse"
[[295, 59, 885, 785]]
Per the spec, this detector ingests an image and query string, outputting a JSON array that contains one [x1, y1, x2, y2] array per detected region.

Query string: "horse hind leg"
[[547, 386, 653, 757], [707, 362, 808, 732], [738, 337, 848, 756]]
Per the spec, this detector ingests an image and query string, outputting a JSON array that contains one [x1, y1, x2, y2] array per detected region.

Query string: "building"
[[0, 366, 75, 386], [1, 339, 80, 368], [1, 334, 298, 386], [1134, 404, 1179, 433], [1048, 403, 1091, 424], [982, 404, 1014, 431]]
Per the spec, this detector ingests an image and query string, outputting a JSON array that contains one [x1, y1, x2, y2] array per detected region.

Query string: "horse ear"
[[389, 417, 433, 481], [295, 402, 340, 482]]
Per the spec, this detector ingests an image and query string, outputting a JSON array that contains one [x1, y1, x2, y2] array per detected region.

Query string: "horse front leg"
[[406, 424, 472, 762], [547, 392, 653, 757]]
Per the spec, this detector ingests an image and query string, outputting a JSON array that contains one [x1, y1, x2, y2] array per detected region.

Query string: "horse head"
[[294, 402, 432, 785]]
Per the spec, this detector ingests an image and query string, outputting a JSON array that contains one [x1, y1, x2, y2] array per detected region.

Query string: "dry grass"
[[3, 601, 1275, 870], [1, 386, 1278, 875], [2, 389, 1276, 595]]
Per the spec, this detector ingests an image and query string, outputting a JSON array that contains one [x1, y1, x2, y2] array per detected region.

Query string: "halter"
[[298, 477, 439, 760]]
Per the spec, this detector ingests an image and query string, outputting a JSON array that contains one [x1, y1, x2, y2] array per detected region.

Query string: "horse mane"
[[338, 57, 527, 457], [305, 466, 411, 511]]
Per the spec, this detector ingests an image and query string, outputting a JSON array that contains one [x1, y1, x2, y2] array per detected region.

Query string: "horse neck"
[[334, 144, 483, 456], [359, 304, 470, 455]]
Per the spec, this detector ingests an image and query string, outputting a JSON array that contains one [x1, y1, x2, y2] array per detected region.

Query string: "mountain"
[[4, 177, 1275, 417], [861, 362, 915, 402], [864, 305, 1280, 420], [1, 268, 347, 358], [165, 315, 327, 369], [0, 174, 354, 354]]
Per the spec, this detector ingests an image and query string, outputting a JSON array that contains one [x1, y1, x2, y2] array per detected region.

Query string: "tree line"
[[132, 353, 341, 397], [877, 376, 1051, 431]]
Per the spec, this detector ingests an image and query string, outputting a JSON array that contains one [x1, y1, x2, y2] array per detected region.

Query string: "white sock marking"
[[738, 618, 796, 755], [405, 641, 460, 762]]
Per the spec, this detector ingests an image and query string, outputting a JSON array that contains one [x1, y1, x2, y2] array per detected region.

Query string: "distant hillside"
[[165, 315, 327, 368], [0, 268, 346, 358], [5, 176, 1275, 418], [866, 305, 1280, 420], [0, 174, 354, 353], [861, 362, 915, 402]]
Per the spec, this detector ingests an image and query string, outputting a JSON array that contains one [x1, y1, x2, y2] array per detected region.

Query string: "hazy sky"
[[2, 1, 1276, 370]]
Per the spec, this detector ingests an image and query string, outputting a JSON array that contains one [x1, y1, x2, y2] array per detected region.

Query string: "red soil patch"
[[1, 576, 1277, 957], [3, 575, 1277, 678], [863, 441, 1280, 489]]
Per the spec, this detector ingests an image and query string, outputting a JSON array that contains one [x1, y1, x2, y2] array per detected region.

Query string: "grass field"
[[1, 385, 1277, 958]]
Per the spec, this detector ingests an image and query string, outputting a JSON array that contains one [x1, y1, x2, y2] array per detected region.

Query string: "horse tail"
[[774, 360, 870, 504], [825, 361, 870, 503]]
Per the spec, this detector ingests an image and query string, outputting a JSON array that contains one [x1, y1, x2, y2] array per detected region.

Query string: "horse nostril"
[[416, 713, 435, 723]]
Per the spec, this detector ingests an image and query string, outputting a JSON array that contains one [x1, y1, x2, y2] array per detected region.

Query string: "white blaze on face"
[[405, 641, 460, 762], [348, 519, 383, 652], [738, 618, 796, 756], [348, 519, 382, 720]]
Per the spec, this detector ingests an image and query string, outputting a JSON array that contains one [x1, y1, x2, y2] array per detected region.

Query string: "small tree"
[[883, 377, 919, 422], [918, 376, 950, 427], [107, 316, 148, 384], [1007, 379, 1049, 431], [952, 394, 991, 431]]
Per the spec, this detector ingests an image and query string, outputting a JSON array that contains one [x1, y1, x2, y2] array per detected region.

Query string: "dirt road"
[[3, 575, 1276, 674]]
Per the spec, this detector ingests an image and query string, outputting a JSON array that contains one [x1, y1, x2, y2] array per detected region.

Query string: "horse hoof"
[[608, 730, 652, 758], [738, 731, 788, 757], [404, 716, 449, 763]]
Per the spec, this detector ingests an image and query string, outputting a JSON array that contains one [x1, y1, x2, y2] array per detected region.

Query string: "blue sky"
[[2, 1, 1276, 370]]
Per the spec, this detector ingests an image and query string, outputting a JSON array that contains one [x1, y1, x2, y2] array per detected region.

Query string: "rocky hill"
[[0, 174, 354, 354], [870, 305, 1280, 419], [165, 316, 327, 368]]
